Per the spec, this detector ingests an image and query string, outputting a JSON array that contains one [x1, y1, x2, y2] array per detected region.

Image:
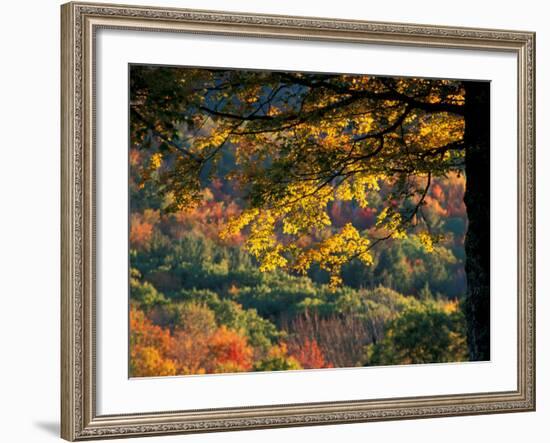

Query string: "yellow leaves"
[[220, 190, 375, 286], [376, 207, 389, 225], [222, 208, 287, 272], [417, 231, 435, 253], [416, 231, 444, 254], [352, 174, 379, 208], [355, 114, 375, 134], [267, 106, 283, 117], [132, 346, 177, 377], [218, 170, 433, 289], [415, 113, 464, 151], [149, 152, 163, 170], [446, 93, 465, 105], [362, 174, 381, 191], [442, 298, 460, 314], [149, 152, 162, 170], [192, 128, 231, 153], [238, 84, 262, 105], [211, 129, 231, 146], [258, 245, 288, 272], [219, 208, 259, 240], [426, 94, 442, 104], [391, 229, 408, 240], [247, 210, 277, 257], [357, 248, 374, 266], [296, 116, 352, 152], [293, 223, 373, 288], [140, 152, 163, 186], [335, 174, 379, 208], [281, 219, 300, 235], [329, 275, 343, 287], [278, 182, 334, 235], [419, 125, 432, 137], [335, 181, 353, 201], [425, 89, 464, 105], [131, 70, 471, 297], [376, 208, 407, 239]]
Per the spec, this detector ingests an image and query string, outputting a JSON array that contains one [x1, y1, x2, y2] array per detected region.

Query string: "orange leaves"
[[129, 209, 160, 251], [288, 338, 332, 369], [208, 326, 254, 373], [130, 307, 255, 377], [130, 307, 177, 377], [170, 198, 243, 244], [129, 216, 154, 250], [130, 188, 245, 251], [129, 147, 142, 167], [131, 347, 177, 377], [130, 306, 173, 353], [130, 67, 470, 288], [168, 303, 217, 375], [171, 328, 209, 375], [423, 173, 466, 219]]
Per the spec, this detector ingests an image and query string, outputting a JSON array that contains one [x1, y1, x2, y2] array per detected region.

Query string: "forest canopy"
[[129, 65, 490, 375], [131, 68, 465, 285]]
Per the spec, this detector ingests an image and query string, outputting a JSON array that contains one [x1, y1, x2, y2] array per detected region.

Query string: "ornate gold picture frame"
[[61, 2, 535, 440]]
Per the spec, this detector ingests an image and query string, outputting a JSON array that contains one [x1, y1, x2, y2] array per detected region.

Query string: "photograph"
[[57, 3, 535, 439], [0, 0, 543, 441], [128, 65, 490, 377]]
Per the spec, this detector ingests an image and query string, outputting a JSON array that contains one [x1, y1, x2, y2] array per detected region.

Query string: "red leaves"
[[208, 326, 254, 373], [130, 307, 177, 377], [129, 209, 160, 251], [289, 338, 332, 369], [130, 307, 255, 376]]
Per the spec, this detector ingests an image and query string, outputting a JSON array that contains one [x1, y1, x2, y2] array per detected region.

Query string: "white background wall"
[[0, 0, 546, 442]]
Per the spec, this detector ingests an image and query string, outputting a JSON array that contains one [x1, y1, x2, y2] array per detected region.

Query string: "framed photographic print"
[[61, 1, 536, 440]]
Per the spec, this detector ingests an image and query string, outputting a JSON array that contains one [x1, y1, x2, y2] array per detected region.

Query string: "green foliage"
[[340, 236, 465, 298], [130, 66, 468, 284], [130, 268, 167, 309], [419, 282, 433, 301], [253, 344, 303, 372], [150, 301, 217, 335], [168, 288, 282, 353], [129, 209, 471, 373], [127, 66, 476, 375], [253, 355, 302, 372], [364, 300, 468, 366], [212, 299, 282, 352]]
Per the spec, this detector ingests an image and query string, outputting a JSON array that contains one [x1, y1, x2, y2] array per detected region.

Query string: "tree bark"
[[463, 81, 491, 361]]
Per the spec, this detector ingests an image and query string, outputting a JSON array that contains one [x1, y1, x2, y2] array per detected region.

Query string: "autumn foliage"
[[288, 339, 333, 369], [208, 326, 254, 373], [128, 66, 474, 377], [130, 307, 177, 377], [130, 306, 257, 377]]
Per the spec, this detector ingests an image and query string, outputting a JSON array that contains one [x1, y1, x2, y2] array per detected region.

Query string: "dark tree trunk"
[[463, 81, 491, 361]]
